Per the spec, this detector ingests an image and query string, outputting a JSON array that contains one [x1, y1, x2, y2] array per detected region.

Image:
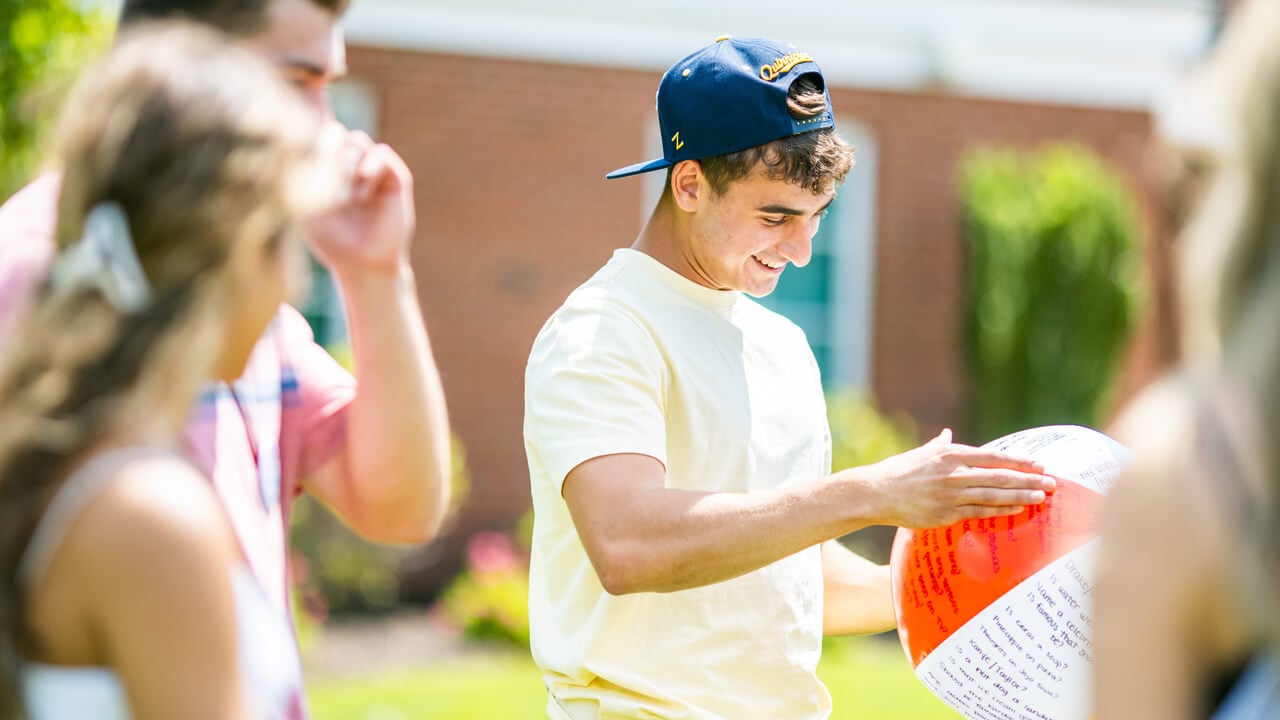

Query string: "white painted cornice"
[[343, 0, 1216, 111]]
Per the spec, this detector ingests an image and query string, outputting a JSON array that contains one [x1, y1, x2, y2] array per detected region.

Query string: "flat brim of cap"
[[605, 156, 673, 180]]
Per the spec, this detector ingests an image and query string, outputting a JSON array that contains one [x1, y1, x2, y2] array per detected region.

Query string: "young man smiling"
[[524, 36, 1055, 719]]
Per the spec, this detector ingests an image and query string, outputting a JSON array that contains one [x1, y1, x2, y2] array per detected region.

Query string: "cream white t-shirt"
[[524, 248, 834, 720]]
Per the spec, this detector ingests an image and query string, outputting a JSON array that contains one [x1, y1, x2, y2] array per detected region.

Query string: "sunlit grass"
[[307, 636, 960, 720]]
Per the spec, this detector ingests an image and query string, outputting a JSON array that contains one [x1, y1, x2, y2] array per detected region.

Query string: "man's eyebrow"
[[757, 198, 836, 216], [278, 56, 347, 80], [756, 204, 804, 216]]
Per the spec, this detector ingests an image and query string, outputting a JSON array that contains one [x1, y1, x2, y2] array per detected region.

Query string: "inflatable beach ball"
[[890, 425, 1131, 720]]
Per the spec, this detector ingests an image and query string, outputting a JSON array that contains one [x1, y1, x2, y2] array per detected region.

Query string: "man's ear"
[[670, 160, 704, 213]]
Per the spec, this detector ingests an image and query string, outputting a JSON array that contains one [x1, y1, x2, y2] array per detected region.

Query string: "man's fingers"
[[347, 129, 375, 149], [317, 120, 348, 156], [350, 144, 414, 203], [351, 147, 389, 200], [957, 466, 1054, 486], [955, 467, 1056, 491], [950, 446, 1047, 474], [319, 126, 381, 200], [953, 504, 1027, 521], [904, 502, 1030, 529], [957, 485, 1047, 507], [350, 146, 397, 201]]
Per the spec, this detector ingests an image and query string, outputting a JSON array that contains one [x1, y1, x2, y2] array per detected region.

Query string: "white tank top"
[[16, 448, 302, 719]]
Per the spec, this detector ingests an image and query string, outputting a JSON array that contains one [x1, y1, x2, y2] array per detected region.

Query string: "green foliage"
[[290, 434, 472, 617], [433, 531, 530, 648], [827, 388, 918, 472], [961, 144, 1143, 441], [826, 389, 919, 562], [1, 0, 112, 199], [290, 496, 411, 617]]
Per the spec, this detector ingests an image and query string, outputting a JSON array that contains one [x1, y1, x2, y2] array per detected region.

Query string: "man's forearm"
[[565, 436, 1050, 596], [566, 455, 882, 596], [821, 541, 896, 636], [338, 265, 450, 543]]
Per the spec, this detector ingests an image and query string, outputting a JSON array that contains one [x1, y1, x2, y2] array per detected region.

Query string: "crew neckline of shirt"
[[614, 248, 741, 308]]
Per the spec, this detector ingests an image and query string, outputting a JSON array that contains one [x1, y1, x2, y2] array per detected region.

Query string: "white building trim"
[[829, 121, 878, 392], [343, 0, 1216, 112]]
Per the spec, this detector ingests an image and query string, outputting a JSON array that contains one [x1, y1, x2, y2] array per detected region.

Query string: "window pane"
[[771, 253, 830, 304]]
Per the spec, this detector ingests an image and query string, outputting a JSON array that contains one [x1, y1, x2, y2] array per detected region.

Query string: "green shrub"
[[434, 531, 530, 648], [289, 497, 410, 617], [828, 389, 918, 473], [1, 0, 112, 199], [961, 144, 1143, 441], [290, 434, 472, 617], [827, 389, 919, 562]]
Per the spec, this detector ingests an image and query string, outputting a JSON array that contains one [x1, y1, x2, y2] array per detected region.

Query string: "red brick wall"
[[346, 46, 1175, 586]]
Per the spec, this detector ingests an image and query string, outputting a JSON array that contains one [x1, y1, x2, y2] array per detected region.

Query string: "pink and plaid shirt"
[[0, 174, 354, 719]]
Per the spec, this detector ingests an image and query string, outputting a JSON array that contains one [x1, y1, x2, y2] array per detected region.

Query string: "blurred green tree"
[[827, 389, 919, 563], [1, 0, 112, 199], [828, 388, 918, 476], [962, 144, 1143, 442], [291, 433, 472, 617]]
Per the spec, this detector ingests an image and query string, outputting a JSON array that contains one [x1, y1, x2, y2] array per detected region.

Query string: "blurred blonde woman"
[[0, 23, 337, 720], [1095, 0, 1280, 717]]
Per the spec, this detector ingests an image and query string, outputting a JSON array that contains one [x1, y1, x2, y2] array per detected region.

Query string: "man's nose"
[[778, 221, 816, 268]]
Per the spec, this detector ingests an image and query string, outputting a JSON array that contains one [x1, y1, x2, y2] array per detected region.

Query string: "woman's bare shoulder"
[[56, 452, 237, 598]]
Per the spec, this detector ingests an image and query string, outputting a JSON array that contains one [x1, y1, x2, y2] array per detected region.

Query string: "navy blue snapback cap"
[[606, 35, 836, 180]]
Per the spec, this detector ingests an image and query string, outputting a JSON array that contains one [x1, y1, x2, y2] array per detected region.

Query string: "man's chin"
[[742, 281, 781, 299]]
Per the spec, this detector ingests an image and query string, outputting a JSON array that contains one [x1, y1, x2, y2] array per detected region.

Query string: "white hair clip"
[[49, 201, 151, 312]]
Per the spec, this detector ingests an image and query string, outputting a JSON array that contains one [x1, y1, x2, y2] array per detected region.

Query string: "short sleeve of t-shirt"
[[276, 304, 355, 492], [525, 297, 668, 494]]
